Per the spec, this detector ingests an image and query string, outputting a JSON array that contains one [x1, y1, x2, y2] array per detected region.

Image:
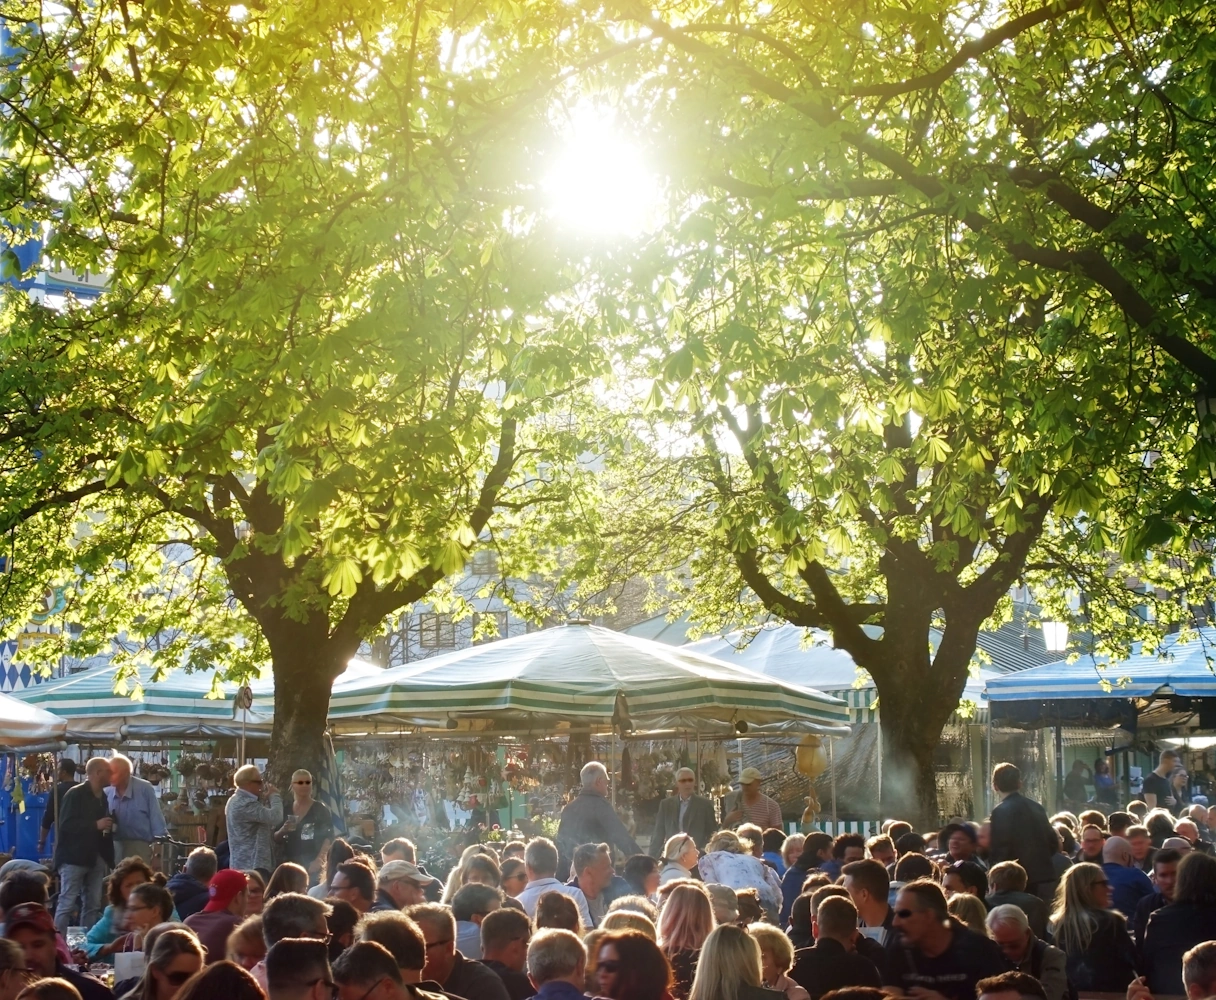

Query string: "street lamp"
[[1042, 621, 1069, 652]]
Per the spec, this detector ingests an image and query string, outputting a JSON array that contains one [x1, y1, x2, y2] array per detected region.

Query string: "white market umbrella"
[[0, 689, 67, 747], [328, 622, 850, 737]]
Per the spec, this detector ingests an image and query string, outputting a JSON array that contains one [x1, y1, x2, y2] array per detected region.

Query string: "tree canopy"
[[0, 0, 609, 777]]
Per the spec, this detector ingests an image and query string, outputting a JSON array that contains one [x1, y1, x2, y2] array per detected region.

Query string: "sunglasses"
[[894, 909, 917, 919], [425, 939, 454, 951], [598, 961, 621, 974], [165, 971, 196, 986], [295, 779, 312, 785]]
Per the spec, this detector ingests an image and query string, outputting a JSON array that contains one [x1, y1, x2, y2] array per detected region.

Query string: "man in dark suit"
[[650, 767, 716, 852], [789, 895, 881, 1000], [987, 763, 1060, 902]]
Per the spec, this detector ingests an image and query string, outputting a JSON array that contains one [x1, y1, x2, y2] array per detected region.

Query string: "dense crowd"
[[4, 752, 1214, 1000]]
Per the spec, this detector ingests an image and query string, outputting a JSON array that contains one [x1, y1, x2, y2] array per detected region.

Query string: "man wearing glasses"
[[267, 937, 337, 1000], [884, 880, 1005, 1000], [226, 764, 283, 878], [251, 890, 333, 992], [333, 940, 446, 1000], [480, 908, 534, 1000], [406, 903, 510, 1000], [650, 768, 715, 852]]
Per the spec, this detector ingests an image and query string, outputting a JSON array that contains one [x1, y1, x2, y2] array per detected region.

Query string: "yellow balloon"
[[796, 735, 828, 779]]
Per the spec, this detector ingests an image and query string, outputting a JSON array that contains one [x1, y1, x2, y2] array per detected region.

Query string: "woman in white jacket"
[[696, 830, 783, 919]]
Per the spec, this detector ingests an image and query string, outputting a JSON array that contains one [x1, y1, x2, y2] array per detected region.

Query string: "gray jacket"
[[225, 788, 282, 872]]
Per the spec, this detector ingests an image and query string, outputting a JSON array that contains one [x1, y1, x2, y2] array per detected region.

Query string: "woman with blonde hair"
[[687, 924, 784, 1000], [747, 925, 808, 1000], [1049, 862, 1136, 992], [224, 916, 265, 971], [601, 910, 656, 939], [945, 893, 988, 935], [697, 831, 782, 919], [441, 844, 500, 903], [661, 834, 701, 887], [16, 982, 80, 1000], [658, 881, 715, 1000], [122, 928, 205, 1000]]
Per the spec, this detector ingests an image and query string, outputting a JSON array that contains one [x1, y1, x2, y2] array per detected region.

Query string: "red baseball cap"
[[203, 869, 248, 912], [5, 903, 55, 936]]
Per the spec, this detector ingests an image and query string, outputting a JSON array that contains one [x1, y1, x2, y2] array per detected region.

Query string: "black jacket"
[[1132, 890, 1168, 949], [989, 792, 1058, 885], [1060, 908, 1138, 993], [1143, 901, 1216, 995], [481, 959, 535, 1000], [651, 794, 717, 851], [790, 937, 882, 1000], [554, 789, 641, 876], [443, 951, 510, 1000], [55, 781, 113, 869], [166, 872, 211, 919]]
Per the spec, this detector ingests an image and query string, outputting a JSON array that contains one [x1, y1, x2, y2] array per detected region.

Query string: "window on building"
[[418, 613, 456, 649], [470, 549, 499, 576], [473, 611, 509, 644]]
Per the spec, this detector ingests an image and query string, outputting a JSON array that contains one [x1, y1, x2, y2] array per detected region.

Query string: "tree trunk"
[[876, 691, 950, 829], [265, 639, 351, 790]]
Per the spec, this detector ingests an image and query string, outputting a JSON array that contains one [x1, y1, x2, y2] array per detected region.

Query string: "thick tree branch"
[[0, 478, 112, 533], [848, 0, 1087, 99]]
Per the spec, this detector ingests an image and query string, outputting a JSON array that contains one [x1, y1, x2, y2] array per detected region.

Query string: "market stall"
[[327, 622, 849, 848], [982, 628, 1216, 808]]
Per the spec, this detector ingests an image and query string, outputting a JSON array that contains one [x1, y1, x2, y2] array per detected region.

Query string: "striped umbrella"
[[328, 622, 850, 736], [14, 659, 382, 739]]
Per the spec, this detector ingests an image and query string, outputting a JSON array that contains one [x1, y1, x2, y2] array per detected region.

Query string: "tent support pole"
[[876, 722, 883, 815], [1055, 724, 1064, 811], [830, 737, 837, 829], [986, 713, 993, 816], [610, 736, 616, 809]]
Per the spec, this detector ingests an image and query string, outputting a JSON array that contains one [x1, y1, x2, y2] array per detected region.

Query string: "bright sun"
[[543, 103, 661, 237]]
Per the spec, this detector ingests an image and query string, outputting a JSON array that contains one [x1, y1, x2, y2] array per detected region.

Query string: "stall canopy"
[[685, 623, 996, 712], [0, 690, 67, 747], [328, 622, 851, 737], [14, 659, 381, 740], [981, 628, 1216, 730]]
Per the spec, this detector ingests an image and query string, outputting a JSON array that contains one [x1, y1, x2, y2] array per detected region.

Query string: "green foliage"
[[0, 0, 608, 766]]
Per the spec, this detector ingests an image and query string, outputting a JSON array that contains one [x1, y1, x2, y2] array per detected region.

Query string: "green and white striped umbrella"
[[328, 622, 850, 737], [15, 659, 381, 739]]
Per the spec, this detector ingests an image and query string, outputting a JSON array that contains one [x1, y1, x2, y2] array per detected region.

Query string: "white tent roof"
[[0, 689, 67, 747], [684, 623, 995, 706]]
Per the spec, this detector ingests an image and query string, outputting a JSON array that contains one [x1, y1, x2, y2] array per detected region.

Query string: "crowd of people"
[[5, 752, 1216, 1000]]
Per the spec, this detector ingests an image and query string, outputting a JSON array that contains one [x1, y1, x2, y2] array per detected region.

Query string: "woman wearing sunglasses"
[[122, 929, 204, 1000], [275, 770, 334, 886], [596, 930, 673, 1000]]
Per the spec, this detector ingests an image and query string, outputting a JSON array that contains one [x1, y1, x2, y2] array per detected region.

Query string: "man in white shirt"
[[514, 837, 592, 930]]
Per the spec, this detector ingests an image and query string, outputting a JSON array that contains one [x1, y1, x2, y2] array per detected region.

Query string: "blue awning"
[[984, 628, 1216, 702]]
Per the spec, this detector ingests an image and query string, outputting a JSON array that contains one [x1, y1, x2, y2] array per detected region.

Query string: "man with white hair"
[[225, 763, 282, 876], [525, 928, 587, 1000], [554, 762, 639, 877], [650, 767, 715, 851], [106, 752, 167, 861], [985, 904, 1067, 1000]]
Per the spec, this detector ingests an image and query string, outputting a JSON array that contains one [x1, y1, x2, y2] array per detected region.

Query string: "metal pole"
[[830, 737, 837, 830], [1055, 724, 1065, 811], [986, 712, 993, 815], [876, 722, 883, 816], [610, 735, 616, 809]]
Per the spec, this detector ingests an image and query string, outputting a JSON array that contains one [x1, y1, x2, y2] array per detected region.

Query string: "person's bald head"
[[1103, 836, 1133, 867]]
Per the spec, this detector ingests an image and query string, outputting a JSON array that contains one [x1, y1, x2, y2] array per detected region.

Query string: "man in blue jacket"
[[1102, 835, 1154, 917]]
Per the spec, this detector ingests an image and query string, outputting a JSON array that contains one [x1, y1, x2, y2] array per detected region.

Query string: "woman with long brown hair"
[[174, 961, 264, 1000], [595, 930, 674, 1000]]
